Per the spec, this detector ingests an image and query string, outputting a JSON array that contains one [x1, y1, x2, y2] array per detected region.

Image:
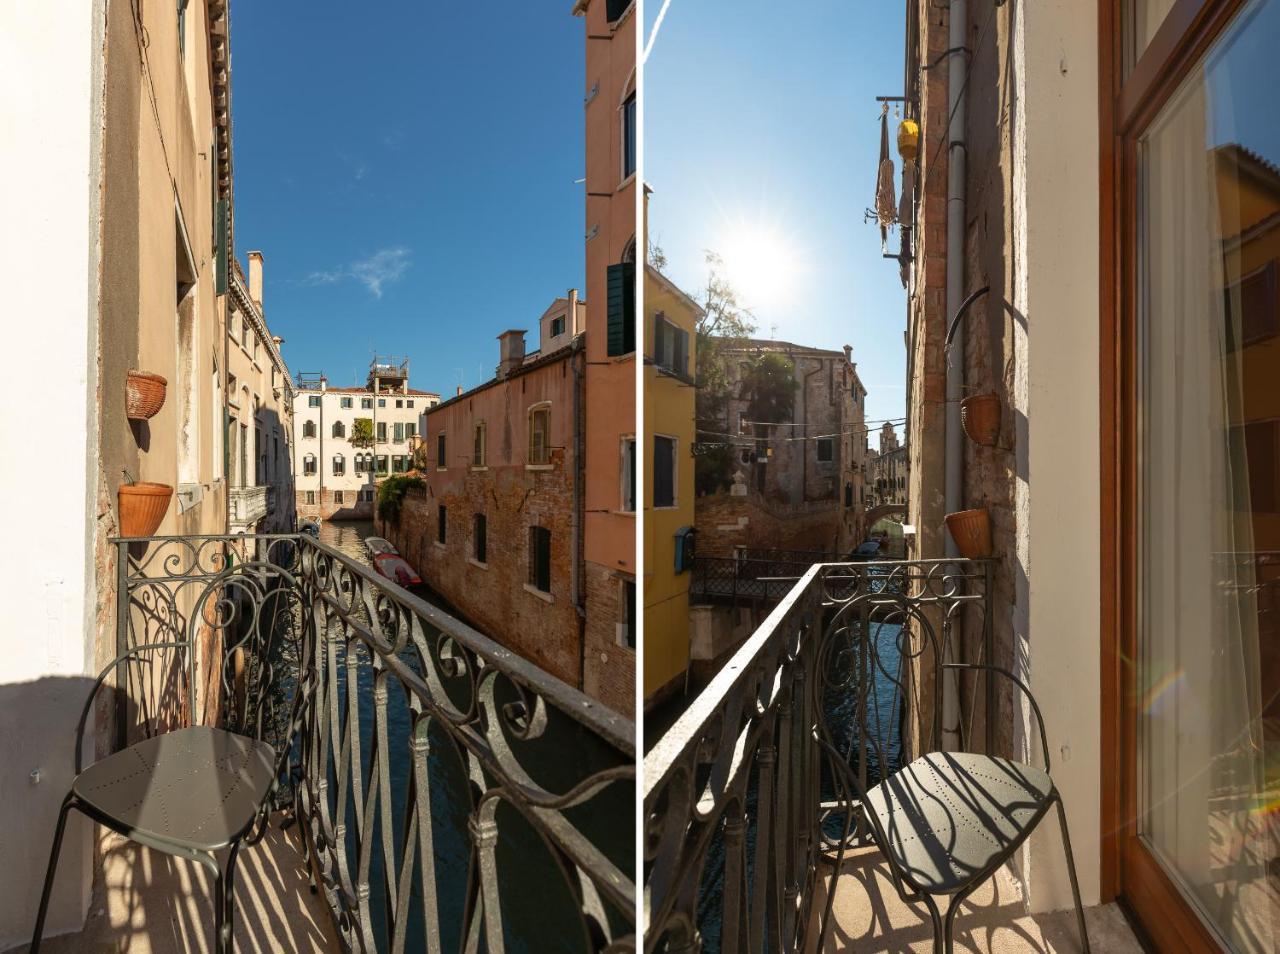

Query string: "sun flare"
[[717, 222, 803, 312]]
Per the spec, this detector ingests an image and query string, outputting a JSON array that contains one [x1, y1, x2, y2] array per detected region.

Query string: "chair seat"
[[864, 751, 1054, 895], [74, 725, 275, 852]]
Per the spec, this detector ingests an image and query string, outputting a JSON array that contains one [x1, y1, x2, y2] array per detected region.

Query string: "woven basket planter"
[[118, 482, 172, 537], [126, 370, 167, 421], [945, 508, 992, 559], [960, 393, 1001, 446]]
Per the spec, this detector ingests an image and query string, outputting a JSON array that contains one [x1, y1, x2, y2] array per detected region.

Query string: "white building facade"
[[293, 361, 439, 521]]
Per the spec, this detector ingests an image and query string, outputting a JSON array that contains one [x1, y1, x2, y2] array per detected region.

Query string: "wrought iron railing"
[[113, 533, 636, 953], [689, 555, 817, 603], [644, 558, 992, 953]]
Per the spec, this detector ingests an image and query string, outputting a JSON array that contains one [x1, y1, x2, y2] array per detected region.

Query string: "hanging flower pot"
[[945, 508, 992, 559], [118, 482, 173, 537], [125, 370, 167, 421], [960, 393, 1001, 446]]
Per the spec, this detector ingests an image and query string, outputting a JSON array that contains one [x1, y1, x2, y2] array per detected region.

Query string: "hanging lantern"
[[897, 118, 920, 160]]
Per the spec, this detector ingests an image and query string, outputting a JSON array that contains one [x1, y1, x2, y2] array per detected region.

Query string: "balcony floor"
[[13, 814, 336, 953], [812, 846, 1143, 953]]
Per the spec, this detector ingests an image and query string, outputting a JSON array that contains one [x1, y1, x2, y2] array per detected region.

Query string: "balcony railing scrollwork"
[[113, 532, 636, 952]]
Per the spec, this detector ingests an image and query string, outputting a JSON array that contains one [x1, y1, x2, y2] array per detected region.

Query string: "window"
[[407, 400, 415, 409], [653, 314, 689, 376], [622, 438, 636, 511], [396, 399, 404, 409], [816, 437, 834, 462], [303, 454, 316, 475], [334, 490, 344, 505], [333, 454, 345, 476], [378, 398, 386, 408], [474, 422, 487, 467], [303, 420, 316, 439], [618, 580, 636, 649], [394, 422, 405, 443], [606, 262, 636, 356], [551, 314, 566, 337], [437, 432, 447, 470], [393, 455, 408, 473], [340, 396, 353, 409], [353, 453, 364, 474], [528, 526, 551, 594], [305, 490, 315, 505], [437, 505, 447, 545], [653, 435, 676, 507], [308, 395, 321, 408], [621, 92, 637, 179], [376, 422, 387, 442], [405, 422, 416, 439], [361, 397, 373, 409], [376, 455, 388, 474], [605, 0, 630, 23], [473, 513, 487, 563], [529, 405, 551, 464], [332, 420, 346, 439]]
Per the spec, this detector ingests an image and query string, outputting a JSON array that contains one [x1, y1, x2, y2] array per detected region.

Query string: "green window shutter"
[[215, 198, 228, 295], [653, 316, 665, 366], [676, 329, 688, 377], [606, 262, 635, 357]]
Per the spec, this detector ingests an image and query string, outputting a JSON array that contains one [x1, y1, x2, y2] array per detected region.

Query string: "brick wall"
[[694, 491, 846, 558], [383, 461, 584, 692], [582, 563, 634, 715], [295, 488, 374, 522]]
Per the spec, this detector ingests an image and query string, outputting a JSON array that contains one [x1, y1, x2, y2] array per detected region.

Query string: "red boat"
[[365, 536, 422, 587]]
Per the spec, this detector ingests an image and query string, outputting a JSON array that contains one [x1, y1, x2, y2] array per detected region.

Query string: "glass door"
[[1131, 1, 1280, 949]]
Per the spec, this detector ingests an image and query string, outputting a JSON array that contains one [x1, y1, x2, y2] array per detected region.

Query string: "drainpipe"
[[569, 321, 587, 692], [801, 359, 822, 504], [941, 0, 970, 751]]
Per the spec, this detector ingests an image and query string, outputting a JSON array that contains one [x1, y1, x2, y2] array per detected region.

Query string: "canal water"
[[314, 520, 632, 953]]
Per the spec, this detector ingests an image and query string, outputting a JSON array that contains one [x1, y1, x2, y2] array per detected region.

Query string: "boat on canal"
[[364, 536, 422, 587]]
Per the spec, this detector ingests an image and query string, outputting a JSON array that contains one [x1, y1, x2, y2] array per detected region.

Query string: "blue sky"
[[231, 2, 586, 396], [644, 1, 908, 440]]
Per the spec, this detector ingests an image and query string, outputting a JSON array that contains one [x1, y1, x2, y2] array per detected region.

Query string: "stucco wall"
[[0, 2, 106, 942]]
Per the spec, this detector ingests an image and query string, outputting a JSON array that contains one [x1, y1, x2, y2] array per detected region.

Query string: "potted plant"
[[126, 370, 167, 421], [945, 508, 992, 558], [118, 480, 173, 537], [960, 393, 1001, 446]]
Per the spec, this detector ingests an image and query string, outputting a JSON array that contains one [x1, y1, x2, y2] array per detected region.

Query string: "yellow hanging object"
[[897, 118, 920, 160]]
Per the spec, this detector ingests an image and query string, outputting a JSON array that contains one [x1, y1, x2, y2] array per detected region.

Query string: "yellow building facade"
[[643, 264, 702, 701]]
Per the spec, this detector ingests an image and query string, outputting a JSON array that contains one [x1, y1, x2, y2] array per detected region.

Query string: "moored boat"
[[364, 536, 422, 587]]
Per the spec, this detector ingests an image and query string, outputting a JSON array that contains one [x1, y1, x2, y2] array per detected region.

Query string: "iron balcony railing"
[[644, 558, 993, 953], [112, 532, 636, 952]]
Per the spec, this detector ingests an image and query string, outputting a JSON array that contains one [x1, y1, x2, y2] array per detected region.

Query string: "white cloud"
[[296, 247, 411, 298]]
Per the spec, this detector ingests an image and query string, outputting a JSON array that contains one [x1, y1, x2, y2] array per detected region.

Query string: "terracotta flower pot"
[[960, 393, 1001, 446], [945, 508, 992, 559], [118, 482, 173, 537], [126, 370, 167, 421]]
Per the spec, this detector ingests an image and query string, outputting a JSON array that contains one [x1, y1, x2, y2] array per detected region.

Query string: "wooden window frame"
[[1099, 1, 1251, 950], [528, 403, 552, 467]]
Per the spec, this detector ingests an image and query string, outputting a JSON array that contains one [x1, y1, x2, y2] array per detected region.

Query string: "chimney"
[[320, 375, 328, 393], [498, 330, 527, 379], [843, 344, 853, 362], [456, 385, 463, 396], [272, 335, 284, 348], [567, 288, 580, 335], [248, 251, 264, 308]]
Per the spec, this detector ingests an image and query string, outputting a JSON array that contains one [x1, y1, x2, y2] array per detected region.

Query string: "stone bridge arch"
[[865, 503, 907, 529]]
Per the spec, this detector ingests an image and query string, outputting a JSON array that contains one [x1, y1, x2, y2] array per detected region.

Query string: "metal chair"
[[812, 586, 1090, 954], [30, 557, 307, 954]]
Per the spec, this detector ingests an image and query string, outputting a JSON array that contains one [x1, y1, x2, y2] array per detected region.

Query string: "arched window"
[[333, 454, 345, 476], [303, 454, 316, 475], [303, 420, 316, 439], [332, 420, 346, 439]]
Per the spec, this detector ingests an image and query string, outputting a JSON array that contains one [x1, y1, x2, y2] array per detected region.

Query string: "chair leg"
[[1055, 797, 1092, 954], [221, 841, 243, 954], [921, 893, 945, 954], [30, 794, 78, 953], [943, 896, 961, 954]]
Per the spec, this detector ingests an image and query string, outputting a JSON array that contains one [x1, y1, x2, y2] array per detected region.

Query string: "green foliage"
[[740, 352, 797, 425], [695, 442, 736, 497], [376, 475, 424, 524], [350, 417, 375, 448]]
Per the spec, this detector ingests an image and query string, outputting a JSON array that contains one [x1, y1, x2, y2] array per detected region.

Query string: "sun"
[[717, 222, 802, 312]]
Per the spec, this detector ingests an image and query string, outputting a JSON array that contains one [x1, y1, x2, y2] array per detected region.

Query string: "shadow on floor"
[[810, 846, 1142, 953], [10, 814, 337, 954]]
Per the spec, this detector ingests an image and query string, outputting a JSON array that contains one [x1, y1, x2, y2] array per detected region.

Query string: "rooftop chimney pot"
[[497, 330, 527, 379], [248, 251, 264, 308]]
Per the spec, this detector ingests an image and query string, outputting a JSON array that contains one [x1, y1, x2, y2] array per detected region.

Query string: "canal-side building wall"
[[385, 316, 590, 698], [577, 0, 637, 714]]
